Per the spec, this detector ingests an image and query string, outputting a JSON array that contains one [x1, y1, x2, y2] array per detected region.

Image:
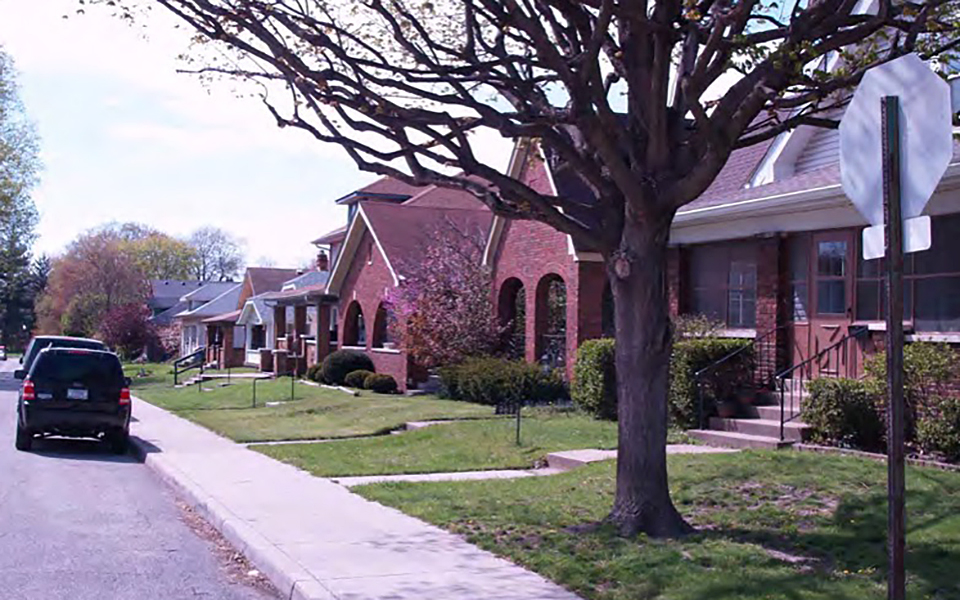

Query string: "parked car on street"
[[14, 347, 131, 453], [0, 345, 6, 361], [20, 335, 106, 375]]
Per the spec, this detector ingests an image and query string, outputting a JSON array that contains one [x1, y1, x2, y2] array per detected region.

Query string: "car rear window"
[[24, 338, 106, 367], [31, 352, 124, 387]]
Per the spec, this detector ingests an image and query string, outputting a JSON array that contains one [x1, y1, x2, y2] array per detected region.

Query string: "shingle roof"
[[401, 184, 488, 210], [202, 309, 242, 324], [246, 267, 300, 296], [181, 281, 237, 303], [149, 280, 205, 308], [334, 176, 428, 205], [361, 202, 493, 279], [175, 284, 243, 319], [282, 270, 330, 290], [311, 225, 347, 245]]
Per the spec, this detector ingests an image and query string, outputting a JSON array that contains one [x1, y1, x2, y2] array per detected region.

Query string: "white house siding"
[[794, 128, 839, 174]]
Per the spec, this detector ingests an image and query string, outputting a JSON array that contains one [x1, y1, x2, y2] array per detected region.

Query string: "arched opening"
[[372, 302, 391, 348], [535, 274, 566, 369], [497, 278, 526, 361], [602, 282, 615, 338], [342, 301, 366, 347]]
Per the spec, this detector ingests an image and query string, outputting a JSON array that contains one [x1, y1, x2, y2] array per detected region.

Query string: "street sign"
[[839, 53, 953, 259]]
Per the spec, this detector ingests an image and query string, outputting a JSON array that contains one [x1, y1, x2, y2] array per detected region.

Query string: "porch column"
[[273, 305, 286, 349], [316, 302, 331, 364], [755, 235, 782, 382], [294, 304, 307, 357], [221, 326, 234, 369]]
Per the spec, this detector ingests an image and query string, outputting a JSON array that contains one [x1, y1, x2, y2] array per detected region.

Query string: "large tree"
[[0, 47, 41, 349], [96, 0, 958, 536], [97, 222, 199, 280], [188, 226, 245, 281]]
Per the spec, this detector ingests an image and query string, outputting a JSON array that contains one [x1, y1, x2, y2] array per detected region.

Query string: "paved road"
[[0, 359, 277, 600]]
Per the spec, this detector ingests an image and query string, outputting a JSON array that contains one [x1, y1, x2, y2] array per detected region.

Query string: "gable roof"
[[149, 280, 205, 309], [174, 284, 243, 319], [181, 281, 237, 303], [401, 182, 489, 210], [281, 270, 330, 291], [326, 202, 492, 295], [334, 176, 428, 205], [311, 224, 347, 245], [246, 267, 299, 296]]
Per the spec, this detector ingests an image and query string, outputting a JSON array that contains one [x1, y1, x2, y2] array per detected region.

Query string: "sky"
[[0, 0, 510, 269]]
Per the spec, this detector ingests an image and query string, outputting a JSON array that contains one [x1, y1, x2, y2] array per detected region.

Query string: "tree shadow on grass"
[[689, 486, 960, 600]]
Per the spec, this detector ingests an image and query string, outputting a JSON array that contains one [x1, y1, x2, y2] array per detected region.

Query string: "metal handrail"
[[173, 347, 206, 385], [694, 325, 788, 429], [774, 325, 869, 441]]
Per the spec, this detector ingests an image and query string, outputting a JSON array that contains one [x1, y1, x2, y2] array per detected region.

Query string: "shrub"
[[321, 350, 375, 385], [669, 338, 753, 429], [365, 373, 399, 394], [804, 378, 885, 451], [571, 338, 617, 420], [916, 395, 960, 462], [305, 363, 324, 383], [344, 369, 375, 388], [439, 357, 568, 407]]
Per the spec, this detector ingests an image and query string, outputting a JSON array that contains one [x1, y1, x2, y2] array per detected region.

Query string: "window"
[[787, 235, 810, 322], [250, 325, 266, 350], [687, 242, 757, 328], [856, 214, 960, 331], [816, 240, 847, 316]]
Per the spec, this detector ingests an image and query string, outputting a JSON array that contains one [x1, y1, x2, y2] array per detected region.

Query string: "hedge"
[[321, 350, 375, 385], [344, 369, 375, 389], [570, 336, 752, 428], [804, 378, 885, 451], [439, 357, 568, 407], [365, 373, 399, 394]]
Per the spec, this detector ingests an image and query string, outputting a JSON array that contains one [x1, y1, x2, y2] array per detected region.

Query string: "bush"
[[916, 395, 960, 462], [305, 363, 325, 383], [568, 336, 750, 426], [365, 373, 399, 394], [344, 369, 375, 388], [669, 338, 753, 429], [804, 378, 885, 451], [571, 339, 617, 420], [439, 357, 568, 407], [321, 350, 375, 385]]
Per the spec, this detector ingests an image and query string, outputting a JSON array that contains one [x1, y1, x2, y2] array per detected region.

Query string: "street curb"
[[129, 435, 337, 600]]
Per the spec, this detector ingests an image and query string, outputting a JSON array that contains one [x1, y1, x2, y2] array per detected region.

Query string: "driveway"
[[0, 359, 277, 600]]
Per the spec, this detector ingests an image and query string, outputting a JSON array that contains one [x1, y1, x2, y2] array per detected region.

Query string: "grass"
[[127, 363, 495, 442], [359, 451, 960, 600], [254, 410, 620, 476]]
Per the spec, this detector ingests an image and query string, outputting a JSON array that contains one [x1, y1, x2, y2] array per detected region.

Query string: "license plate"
[[67, 388, 88, 400]]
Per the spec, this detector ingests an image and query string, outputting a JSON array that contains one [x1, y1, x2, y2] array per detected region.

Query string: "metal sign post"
[[881, 95, 906, 600]]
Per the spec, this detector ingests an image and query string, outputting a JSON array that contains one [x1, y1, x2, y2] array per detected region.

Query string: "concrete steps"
[[687, 429, 795, 450], [708, 416, 808, 442]]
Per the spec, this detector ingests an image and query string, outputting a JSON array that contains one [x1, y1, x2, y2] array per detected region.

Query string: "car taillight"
[[23, 380, 35, 401], [119, 388, 131, 405]]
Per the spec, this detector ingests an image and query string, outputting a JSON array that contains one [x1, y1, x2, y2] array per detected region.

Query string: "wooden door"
[[809, 231, 854, 378]]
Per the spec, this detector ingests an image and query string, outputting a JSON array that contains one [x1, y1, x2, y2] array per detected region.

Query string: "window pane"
[[729, 261, 757, 288], [914, 215, 960, 275], [856, 281, 880, 321], [818, 241, 847, 277], [791, 283, 809, 322], [914, 276, 960, 332], [817, 281, 846, 315], [728, 289, 756, 328], [692, 289, 724, 322]]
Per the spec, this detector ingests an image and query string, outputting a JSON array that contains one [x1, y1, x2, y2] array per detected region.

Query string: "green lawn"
[[129, 367, 495, 442], [254, 411, 621, 477], [359, 451, 960, 600]]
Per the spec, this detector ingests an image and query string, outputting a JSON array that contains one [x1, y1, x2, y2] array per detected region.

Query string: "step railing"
[[173, 346, 206, 386], [773, 325, 869, 441], [694, 325, 788, 429]]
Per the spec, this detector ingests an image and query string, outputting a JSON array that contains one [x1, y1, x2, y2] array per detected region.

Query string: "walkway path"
[[129, 399, 583, 600]]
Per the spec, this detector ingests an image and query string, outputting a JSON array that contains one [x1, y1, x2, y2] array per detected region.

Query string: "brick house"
[[320, 181, 492, 390]]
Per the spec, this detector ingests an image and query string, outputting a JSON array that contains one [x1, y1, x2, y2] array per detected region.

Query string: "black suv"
[[15, 348, 132, 453], [20, 335, 106, 375]]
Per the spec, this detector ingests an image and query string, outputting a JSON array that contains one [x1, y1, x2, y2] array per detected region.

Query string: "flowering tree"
[[387, 225, 500, 369], [99, 303, 158, 361]]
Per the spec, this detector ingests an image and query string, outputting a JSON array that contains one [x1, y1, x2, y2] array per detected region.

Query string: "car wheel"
[[109, 430, 129, 455], [15, 422, 32, 452]]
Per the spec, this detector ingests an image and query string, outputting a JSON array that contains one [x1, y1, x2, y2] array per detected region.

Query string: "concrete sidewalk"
[[129, 399, 583, 600]]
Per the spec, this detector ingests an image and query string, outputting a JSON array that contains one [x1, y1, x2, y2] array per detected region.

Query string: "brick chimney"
[[316, 251, 329, 272]]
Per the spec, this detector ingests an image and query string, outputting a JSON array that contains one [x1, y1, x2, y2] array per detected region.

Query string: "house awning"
[[202, 309, 242, 324]]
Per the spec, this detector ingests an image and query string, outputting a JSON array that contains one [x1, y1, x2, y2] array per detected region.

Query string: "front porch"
[[261, 284, 337, 377], [202, 310, 245, 369]]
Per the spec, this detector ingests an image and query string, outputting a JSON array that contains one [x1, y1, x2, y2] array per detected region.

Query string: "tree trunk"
[[607, 212, 693, 538]]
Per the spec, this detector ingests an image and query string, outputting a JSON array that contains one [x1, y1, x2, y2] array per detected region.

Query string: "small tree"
[[99, 303, 157, 361], [387, 224, 500, 369]]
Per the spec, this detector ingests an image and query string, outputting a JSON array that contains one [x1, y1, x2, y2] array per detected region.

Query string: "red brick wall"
[[336, 229, 410, 390], [488, 158, 605, 378]]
